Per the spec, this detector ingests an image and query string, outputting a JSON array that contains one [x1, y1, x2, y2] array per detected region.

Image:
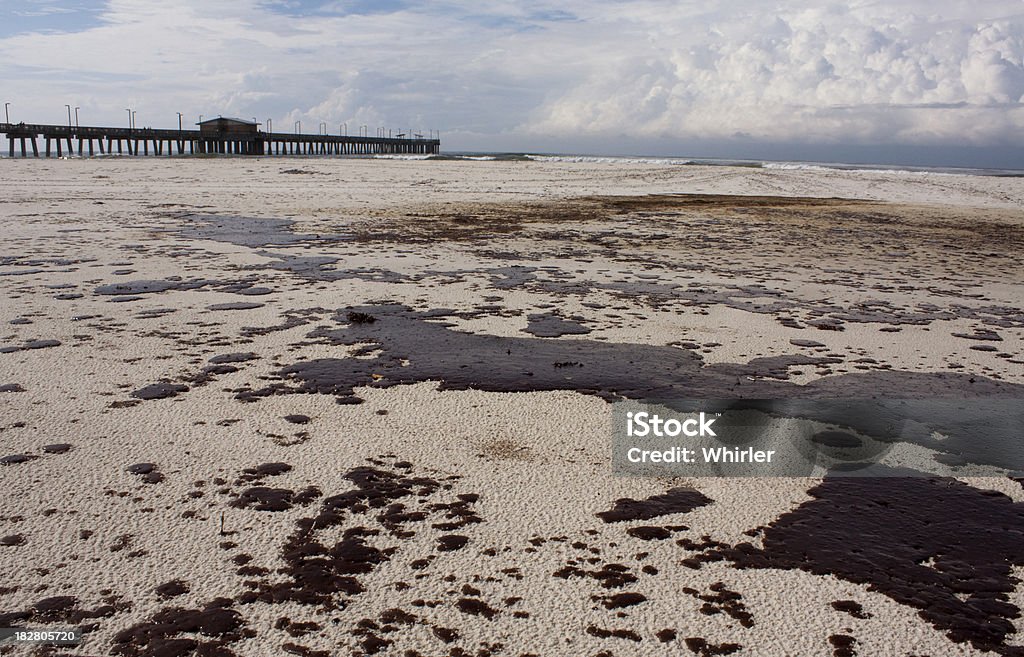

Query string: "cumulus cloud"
[[527, 2, 1024, 145], [0, 0, 1022, 151]]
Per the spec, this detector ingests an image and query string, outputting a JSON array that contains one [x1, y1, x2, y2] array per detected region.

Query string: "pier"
[[0, 118, 440, 158]]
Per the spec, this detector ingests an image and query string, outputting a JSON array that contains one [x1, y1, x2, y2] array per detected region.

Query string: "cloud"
[[0, 0, 1022, 153], [526, 2, 1024, 145]]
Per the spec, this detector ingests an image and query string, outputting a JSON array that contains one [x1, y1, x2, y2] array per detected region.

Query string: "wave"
[[372, 153, 523, 161], [372, 154, 432, 160], [526, 154, 696, 166], [527, 154, 1024, 177], [762, 161, 938, 176], [760, 161, 1024, 177]]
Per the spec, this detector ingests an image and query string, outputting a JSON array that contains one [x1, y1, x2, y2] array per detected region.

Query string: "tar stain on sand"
[[523, 312, 592, 337], [702, 470, 1024, 655], [597, 488, 712, 523], [126, 463, 165, 484], [131, 382, 189, 400], [112, 598, 248, 657], [268, 304, 1024, 469], [277, 304, 1024, 403], [102, 459, 486, 656], [232, 460, 482, 611]]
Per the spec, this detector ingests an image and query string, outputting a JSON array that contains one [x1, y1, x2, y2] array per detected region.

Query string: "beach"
[[2, 156, 1024, 656]]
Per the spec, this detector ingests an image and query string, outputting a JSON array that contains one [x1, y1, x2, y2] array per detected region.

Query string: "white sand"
[[1, 157, 1023, 656]]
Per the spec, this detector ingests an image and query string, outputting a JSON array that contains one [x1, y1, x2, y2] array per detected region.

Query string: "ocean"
[[370, 151, 1024, 177]]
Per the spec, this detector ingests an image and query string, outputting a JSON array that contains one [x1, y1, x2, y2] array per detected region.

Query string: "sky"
[[1, 0, 1024, 167]]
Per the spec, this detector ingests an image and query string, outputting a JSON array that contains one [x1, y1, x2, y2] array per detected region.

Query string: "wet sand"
[[1, 157, 1023, 656]]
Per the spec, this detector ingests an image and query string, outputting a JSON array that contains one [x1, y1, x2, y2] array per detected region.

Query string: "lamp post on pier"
[[267, 119, 272, 135], [3, 102, 9, 123], [126, 108, 132, 129], [341, 122, 347, 136], [295, 120, 301, 134], [74, 107, 80, 128], [175, 112, 183, 156], [65, 104, 72, 129]]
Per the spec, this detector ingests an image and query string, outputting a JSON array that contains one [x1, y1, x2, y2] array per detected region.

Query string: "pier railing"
[[0, 122, 440, 158]]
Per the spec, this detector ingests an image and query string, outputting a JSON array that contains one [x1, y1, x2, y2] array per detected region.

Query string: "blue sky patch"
[[1, 0, 107, 38]]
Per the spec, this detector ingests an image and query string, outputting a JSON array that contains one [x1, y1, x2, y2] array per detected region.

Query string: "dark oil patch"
[[710, 472, 1024, 654], [831, 600, 871, 619], [597, 488, 712, 523], [276, 304, 764, 403], [524, 312, 591, 337], [455, 597, 499, 619], [597, 592, 647, 609], [282, 642, 331, 657], [131, 382, 189, 400], [682, 582, 753, 628], [274, 305, 1024, 417], [0, 383, 26, 392], [232, 460, 481, 614], [209, 352, 260, 364], [683, 637, 742, 655], [155, 580, 190, 599], [231, 487, 297, 512], [379, 608, 417, 625], [437, 535, 469, 551], [953, 329, 1003, 342], [0, 454, 39, 466], [829, 634, 858, 657], [42, 443, 73, 454], [208, 302, 265, 311], [275, 617, 322, 637], [96, 279, 215, 295], [347, 311, 376, 324], [0, 592, 130, 629], [356, 633, 392, 655], [433, 626, 459, 643], [238, 462, 293, 482], [179, 214, 337, 249], [625, 526, 674, 540], [0, 339, 61, 354], [656, 628, 677, 643], [126, 463, 165, 484], [554, 562, 638, 589], [112, 598, 246, 657], [95, 277, 271, 298], [284, 414, 311, 425], [586, 625, 641, 642], [0, 534, 26, 546]]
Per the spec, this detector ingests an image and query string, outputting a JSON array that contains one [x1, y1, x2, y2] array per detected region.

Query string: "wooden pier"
[[0, 120, 440, 158]]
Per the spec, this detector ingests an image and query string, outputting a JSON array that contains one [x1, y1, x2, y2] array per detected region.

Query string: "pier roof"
[[196, 117, 257, 126]]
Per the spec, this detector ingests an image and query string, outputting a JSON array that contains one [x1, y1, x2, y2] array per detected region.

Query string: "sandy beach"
[[2, 156, 1024, 657]]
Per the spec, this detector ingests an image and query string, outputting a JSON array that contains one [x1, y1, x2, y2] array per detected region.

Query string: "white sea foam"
[[372, 154, 432, 160], [525, 154, 695, 166], [761, 162, 938, 176]]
